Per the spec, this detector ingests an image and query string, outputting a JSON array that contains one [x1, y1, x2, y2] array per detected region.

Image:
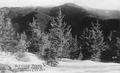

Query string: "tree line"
[[0, 8, 120, 67]]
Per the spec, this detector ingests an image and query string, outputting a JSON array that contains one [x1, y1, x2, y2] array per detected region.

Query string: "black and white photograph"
[[0, 0, 120, 73]]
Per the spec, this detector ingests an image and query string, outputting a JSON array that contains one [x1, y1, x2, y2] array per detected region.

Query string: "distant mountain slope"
[[48, 3, 120, 37], [9, 8, 51, 34], [85, 7, 120, 19], [3, 3, 120, 39], [63, 3, 120, 19]]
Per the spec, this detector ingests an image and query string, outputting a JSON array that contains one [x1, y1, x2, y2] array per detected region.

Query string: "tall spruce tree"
[[81, 22, 106, 61], [49, 8, 72, 58]]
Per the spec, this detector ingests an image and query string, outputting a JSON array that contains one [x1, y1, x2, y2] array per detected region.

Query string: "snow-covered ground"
[[0, 52, 120, 73]]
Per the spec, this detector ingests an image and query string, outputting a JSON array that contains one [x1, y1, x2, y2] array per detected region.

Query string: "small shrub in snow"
[[0, 63, 14, 73], [14, 52, 30, 62]]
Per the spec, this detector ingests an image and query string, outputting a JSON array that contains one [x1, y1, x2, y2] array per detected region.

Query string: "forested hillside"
[[0, 3, 120, 64]]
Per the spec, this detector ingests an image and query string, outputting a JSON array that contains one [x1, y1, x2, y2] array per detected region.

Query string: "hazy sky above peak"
[[0, 0, 119, 10], [75, 0, 119, 10]]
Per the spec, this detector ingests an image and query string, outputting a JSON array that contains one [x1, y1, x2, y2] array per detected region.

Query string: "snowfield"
[[0, 52, 120, 73]]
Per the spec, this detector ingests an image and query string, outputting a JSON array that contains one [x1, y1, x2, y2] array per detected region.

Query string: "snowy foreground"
[[0, 52, 120, 73]]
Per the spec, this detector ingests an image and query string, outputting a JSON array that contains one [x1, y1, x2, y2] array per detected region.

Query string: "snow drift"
[[0, 52, 120, 73]]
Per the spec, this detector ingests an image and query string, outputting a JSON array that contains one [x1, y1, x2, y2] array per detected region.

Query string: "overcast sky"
[[0, 0, 119, 10]]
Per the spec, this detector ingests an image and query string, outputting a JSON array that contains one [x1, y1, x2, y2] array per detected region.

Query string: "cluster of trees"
[[29, 8, 120, 64], [28, 8, 110, 66], [29, 9, 73, 66], [1, 8, 120, 67], [0, 8, 30, 59]]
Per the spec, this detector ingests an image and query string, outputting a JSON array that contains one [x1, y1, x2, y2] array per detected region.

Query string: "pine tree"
[[15, 32, 29, 53], [14, 32, 30, 62], [115, 37, 120, 62], [106, 31, 119, 62], [30, 18, 58, 66], [81, 22, 106, 61], [29, 19, 49, 55], [42, 33, 51, 55], [0, 8, 17, 54], [29, 19, 42, 53], [49, 8, 72, 58], [70, 35, 83, 59]]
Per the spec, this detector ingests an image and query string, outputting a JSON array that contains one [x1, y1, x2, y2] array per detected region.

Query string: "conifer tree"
[[29, 19, 42, 53], [29, 19, 47, 55], [107, 31, 119, 62], [81, 22, 106, 61], [15, 32, 29, 53], [0, 8, 17, 53], [49, 8, 72, 58], [30, 18, 58, 66], [70, 35, 82, 59], [14, 32, 30, 62], [115, 37, 120, 61]]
